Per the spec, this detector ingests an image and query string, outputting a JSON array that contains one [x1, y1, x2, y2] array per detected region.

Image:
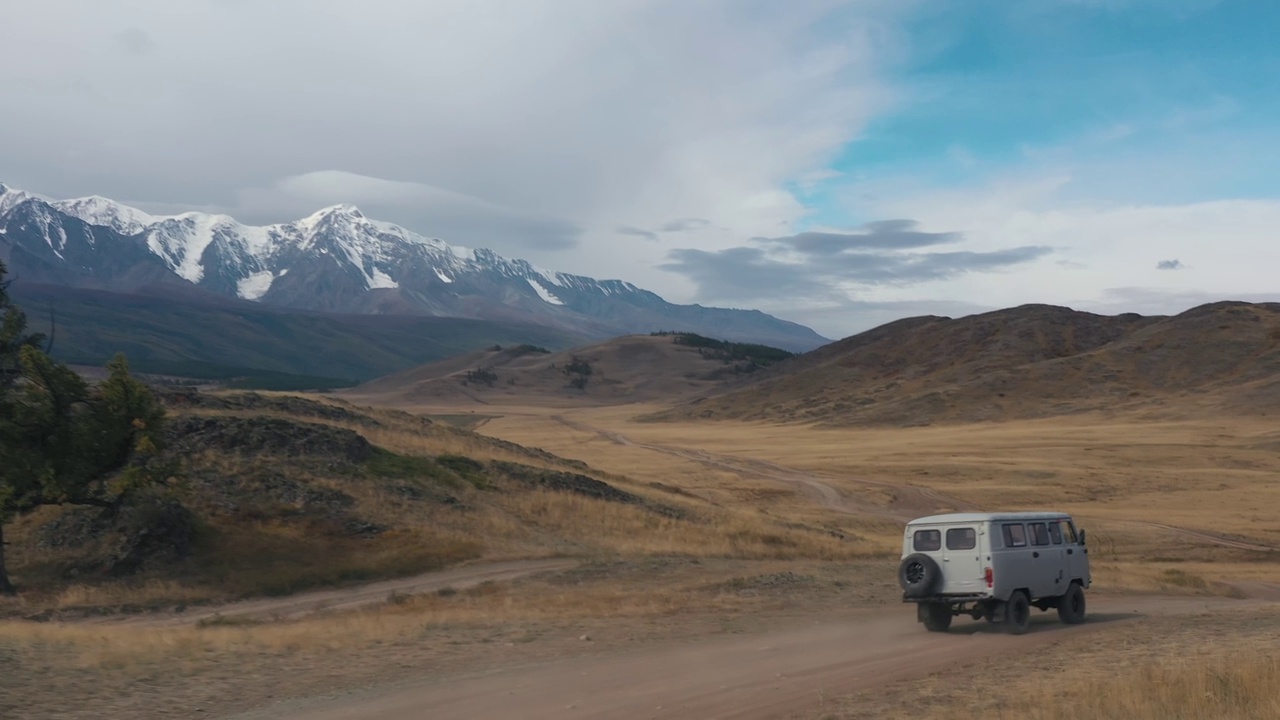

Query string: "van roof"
[[906, 512, 1072, 525]]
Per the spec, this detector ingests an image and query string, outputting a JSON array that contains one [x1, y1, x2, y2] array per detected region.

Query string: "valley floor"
[[2, 399, 1278, 719]]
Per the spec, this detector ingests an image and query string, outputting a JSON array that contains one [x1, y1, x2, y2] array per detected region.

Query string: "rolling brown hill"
[[651, 301, 1280, 426], [344, 334, 791, 406]]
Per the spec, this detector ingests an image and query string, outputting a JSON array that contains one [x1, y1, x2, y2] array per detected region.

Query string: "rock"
[[186, 467, 354, 515], [33, 496, 196, 577], [343, 518, 386, 537], [158, 390, 380, 427], [103, 497, 195, 576], [164, 415, 374, 463], [34, 506, 109, 550]]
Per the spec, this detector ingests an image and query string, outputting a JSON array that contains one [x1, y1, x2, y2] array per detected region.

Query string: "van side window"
[[1002, 523, 1027, 548], [946, 527, 976, 550], [1047, 522, 1063, 545], [1029, 522, 1051, 546], [914, 530, 941, 551], [1059, 520, 1078, 544]]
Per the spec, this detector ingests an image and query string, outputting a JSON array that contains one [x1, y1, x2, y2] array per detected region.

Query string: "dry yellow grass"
[[813, 606, 1280, 720], [464, 403, 1280, 590], [1024, 656, 1280, 720]]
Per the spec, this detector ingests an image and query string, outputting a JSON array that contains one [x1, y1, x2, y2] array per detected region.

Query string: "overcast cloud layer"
[[2, 0, 1278, 339]]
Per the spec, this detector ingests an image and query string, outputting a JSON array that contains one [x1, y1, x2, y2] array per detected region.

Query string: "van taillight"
[[984, 567, 993, 588]]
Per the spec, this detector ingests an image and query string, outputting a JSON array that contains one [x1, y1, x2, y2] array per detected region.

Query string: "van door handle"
[[1032, 552, 1040, 558], [1067, 549, 1073, 555]]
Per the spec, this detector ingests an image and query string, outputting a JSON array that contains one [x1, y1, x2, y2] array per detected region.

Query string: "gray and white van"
[[897, 512, 1091, 634]]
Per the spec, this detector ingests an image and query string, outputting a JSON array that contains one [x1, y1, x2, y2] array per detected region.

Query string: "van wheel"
[[898, 554, 941, 597], [1005, 591, 1031, 635], [920, 602, 952, 632], [1057, 583, 1086, 625]]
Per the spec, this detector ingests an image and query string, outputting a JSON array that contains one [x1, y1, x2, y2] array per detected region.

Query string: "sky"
[[2, 0, 1278, 339]]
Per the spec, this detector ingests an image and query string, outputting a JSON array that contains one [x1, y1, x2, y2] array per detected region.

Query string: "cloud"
[[764, 220, 961, 255], [113, 28, 156, 55], [837, 164, 1280, 317], [0, 0, 903, 286], [660, 219, 1052, 305], [662, 246, 823, 303], [616, 225, 659, 242], [1156, 259, 1183, 270], [1081, 286, 1280, 316], [224, 171, 582, 252], [659, 218, 711, 233], [792, 297, 998, 338]]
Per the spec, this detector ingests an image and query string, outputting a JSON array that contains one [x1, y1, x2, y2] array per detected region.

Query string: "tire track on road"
[[1113, 521, 1280, 554]]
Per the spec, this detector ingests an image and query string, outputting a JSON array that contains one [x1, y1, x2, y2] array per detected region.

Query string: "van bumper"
[[902, 593, 990, 604]]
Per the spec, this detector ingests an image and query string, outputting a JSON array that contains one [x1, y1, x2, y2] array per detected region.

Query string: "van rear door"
[[939, 524, 984, 594], [1058, 519, 1088, 587], [995, 522, 1035, 600], [1027, 520, 1064, 598]]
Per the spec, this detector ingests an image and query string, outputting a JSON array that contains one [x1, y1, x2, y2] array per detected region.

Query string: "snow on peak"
[[304, 203, 364, 222], [52, 195, 160, 235], [369, 266, 398, 290], [0, 183, 34, 215], [147, 214, 223, 283], [526, 277, 565, 306], [237, 270, 277, 300]]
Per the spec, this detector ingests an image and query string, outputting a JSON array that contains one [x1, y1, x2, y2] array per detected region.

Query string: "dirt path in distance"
[[549, 415, 973, 520], [86, 558, 579, 628], [1130, 521, 1280, 553], [548, 416, 1280, 555]]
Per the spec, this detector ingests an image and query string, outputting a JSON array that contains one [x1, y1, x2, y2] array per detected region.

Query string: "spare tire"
[[898, 553, 941, 597]]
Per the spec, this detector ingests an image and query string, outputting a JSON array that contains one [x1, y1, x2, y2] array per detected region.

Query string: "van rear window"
[[946, 528, 976, 550], [913, 529, 941, 551], [1002, 523, 1027, 548]]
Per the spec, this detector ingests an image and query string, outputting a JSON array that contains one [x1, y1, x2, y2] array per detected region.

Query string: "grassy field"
[[471, 403, 1280, 588], [2, 391, 1277, 718]]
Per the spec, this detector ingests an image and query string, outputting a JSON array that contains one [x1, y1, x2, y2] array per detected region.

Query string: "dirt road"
[[89, 559, 579, 627], [232, 593, 1262, 720]]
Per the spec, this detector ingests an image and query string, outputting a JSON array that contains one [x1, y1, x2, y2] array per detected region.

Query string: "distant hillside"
[[11, 283, 586, 389], [346, 332, 794, 406], [650, 302, 1280, 426]]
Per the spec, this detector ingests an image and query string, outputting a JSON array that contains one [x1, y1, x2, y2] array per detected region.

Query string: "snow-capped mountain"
[[0, 183, 828, 351]]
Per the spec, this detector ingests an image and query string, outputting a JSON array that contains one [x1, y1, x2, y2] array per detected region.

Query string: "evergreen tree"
[[0, 259, 44, 393], [0, 261, 169, 593]]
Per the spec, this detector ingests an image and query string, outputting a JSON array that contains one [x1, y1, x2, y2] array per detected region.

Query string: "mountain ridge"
[[0, 183, 827, 352]]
